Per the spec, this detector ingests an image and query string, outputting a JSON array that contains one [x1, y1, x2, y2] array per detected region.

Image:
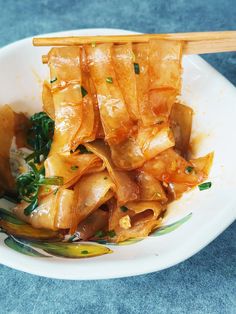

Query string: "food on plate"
[[0, 39, 213, 244]]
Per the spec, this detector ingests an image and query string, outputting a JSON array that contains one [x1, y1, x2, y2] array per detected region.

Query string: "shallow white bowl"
[[0, 28, 235, 280]]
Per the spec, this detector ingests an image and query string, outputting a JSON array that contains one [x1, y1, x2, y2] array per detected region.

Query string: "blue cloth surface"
[[0, 0, 235, 313]]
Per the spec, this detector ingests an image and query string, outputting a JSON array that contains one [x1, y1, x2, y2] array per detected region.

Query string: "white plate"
[[0, 28, 235, 280]]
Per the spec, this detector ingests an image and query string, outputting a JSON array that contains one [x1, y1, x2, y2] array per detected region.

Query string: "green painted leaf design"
[[4, 236, 49, 257], [92, 214, 192, 246], [0, 219, 61, 240], [25, 241, 113, 258], [151, 213, 192, 236], [112, 238, 143, 246], [0, 208, 25, 225]]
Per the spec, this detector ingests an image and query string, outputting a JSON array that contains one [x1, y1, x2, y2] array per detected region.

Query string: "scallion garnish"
[[134, 63, 140, 74], [120, 206, 129, 212], [91, 42, 96, 48], [16, 163, 63, 216], [50, 77, 57, 83], [71, 165, 79, 171], [198, 182, 212, 191], [26, 112, 54, 163], [81, 86, 88, 97], [106, 77, 113, 84], [107, 230, 116, 238], [185, 166, 194, 174], [95, 230, 105, 238], [76, 144, 92, 154]]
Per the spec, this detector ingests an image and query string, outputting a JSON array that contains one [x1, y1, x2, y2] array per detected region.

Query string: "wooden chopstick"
[[33, 31, 236, 63]]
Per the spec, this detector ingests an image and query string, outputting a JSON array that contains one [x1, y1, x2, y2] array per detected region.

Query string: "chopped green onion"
[[120, 206, 129, 212], [81, 250, 89, 254], [107, 230, 116, 238], [91, 42, 96, 48], [26, 112, 54, 163], [71, 165, 79, 171], [44, 187, 50, 193], [39, 176, 64, 186], [95, 230, 105, 238], [106, 77, 113, 84], [24, 197, 38, 216], [53, 188, 59, 195], [133, 63, 140, 74], [50, 77, 57, 83], [198, 182, 212, 191], [81, 86, 88, 97], [77, 144, 92, 154], [16, 163, 63, 216], [185, 166, 194, 174]]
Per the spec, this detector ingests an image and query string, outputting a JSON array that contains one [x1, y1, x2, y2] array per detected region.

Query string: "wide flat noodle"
[[54, 188, 74, 229], [85, 43, 134, 145], [0, 105, 16, 192], [112, 43, 139, 120], [45, 151, 103, 188], [136, 123, 175, 161], [136, 171, 167, 203], [110, 137, 145, 170], [133, 43, 149, 125], [72, 48, 96, 145], [170, 102, 193, 156], [136, 40, 182, 126], [109, 199, 164, 242], [85, 140, 139, 204], [148, 39, 183, 125], [48, 47, 83, 154], [0, 105, 29, 193], [77, 209, 109, 240], [72, 171, 114, 227], [14, 188, 74, 230], [143, 148, 213, 187]]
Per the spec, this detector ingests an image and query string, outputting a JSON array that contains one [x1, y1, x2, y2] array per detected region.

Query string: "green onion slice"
[[198, 182, 212, 191]]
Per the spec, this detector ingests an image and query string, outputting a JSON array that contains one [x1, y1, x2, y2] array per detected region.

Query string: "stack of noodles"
[[14, 40, 213, 242]]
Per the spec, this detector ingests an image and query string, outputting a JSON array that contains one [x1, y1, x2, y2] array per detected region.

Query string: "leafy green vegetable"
[[26, 112, 54, 163], [71, 165, 79, 171], [16, 163, 63, 216], [198, 182, 212, 191]]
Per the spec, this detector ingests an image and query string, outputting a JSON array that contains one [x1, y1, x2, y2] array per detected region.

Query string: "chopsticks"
[[33, 31, 236, 63]]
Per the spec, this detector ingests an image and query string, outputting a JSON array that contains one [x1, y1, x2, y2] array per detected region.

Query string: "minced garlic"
[[119, 215, 131, 230]]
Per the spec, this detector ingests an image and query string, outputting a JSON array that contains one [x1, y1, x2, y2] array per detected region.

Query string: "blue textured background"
[[0, 1, 235, 313]]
